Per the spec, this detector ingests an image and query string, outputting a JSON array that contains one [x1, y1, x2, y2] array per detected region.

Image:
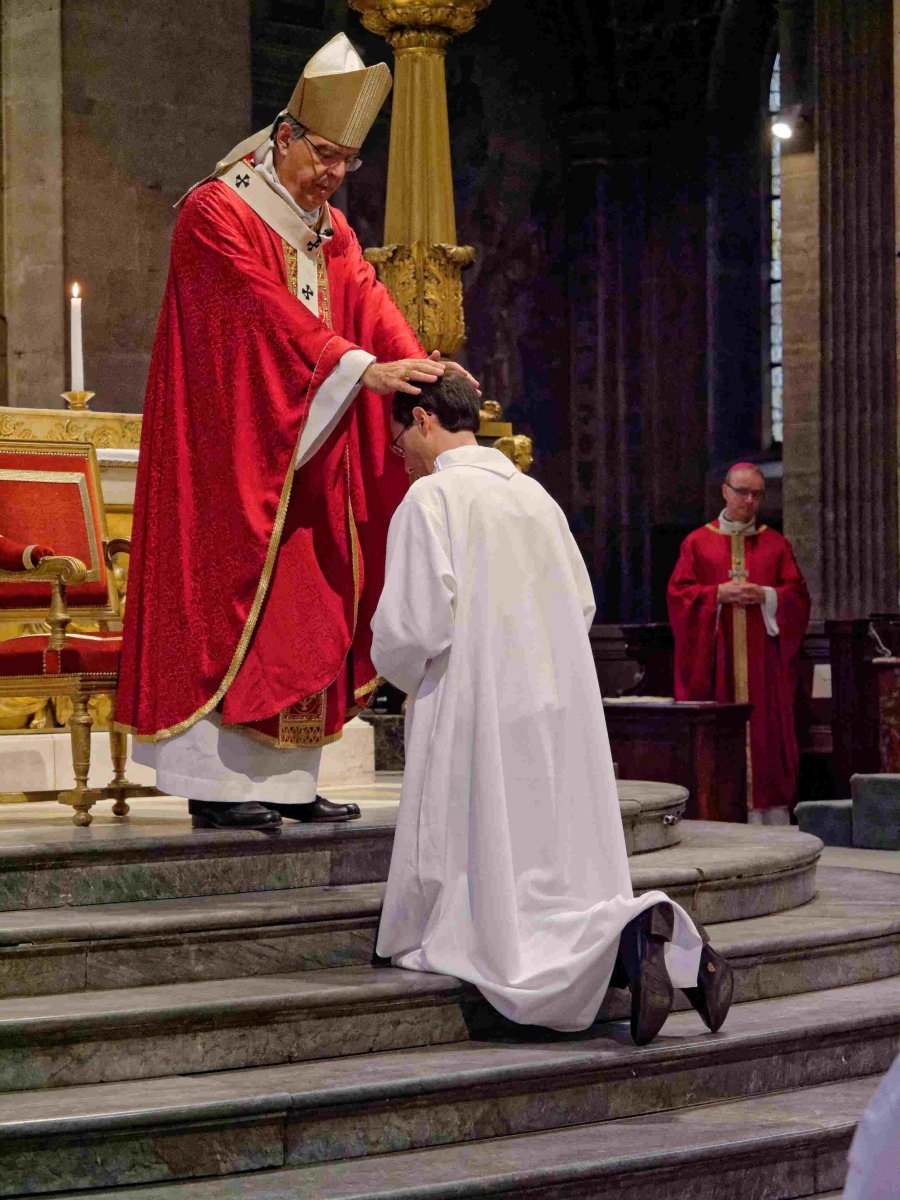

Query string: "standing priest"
[[667, 463, 810, 824], [118, 34, 475, 829]]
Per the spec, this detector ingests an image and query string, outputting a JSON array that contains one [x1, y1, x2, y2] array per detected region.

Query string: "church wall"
[[58, 0, 252, 412], [1, 0, 66, 407]]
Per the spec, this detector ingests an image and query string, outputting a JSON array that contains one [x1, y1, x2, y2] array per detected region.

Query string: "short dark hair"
[[392, 373, 480, 433]]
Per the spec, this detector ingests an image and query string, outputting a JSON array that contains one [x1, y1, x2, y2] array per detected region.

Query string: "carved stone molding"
[[365, 242, 474, 356]]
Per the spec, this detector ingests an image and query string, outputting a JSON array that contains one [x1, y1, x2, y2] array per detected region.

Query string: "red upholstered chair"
[[0, 440, 153, 825]]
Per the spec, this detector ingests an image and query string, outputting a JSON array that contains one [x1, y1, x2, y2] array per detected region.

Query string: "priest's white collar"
[[433, 445, 517, 478]]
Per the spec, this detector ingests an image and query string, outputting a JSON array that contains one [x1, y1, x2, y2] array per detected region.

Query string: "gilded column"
[[348, 0, 489, 355]]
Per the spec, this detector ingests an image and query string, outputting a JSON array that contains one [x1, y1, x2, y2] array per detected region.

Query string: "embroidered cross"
[[306, 236, 322, 252], [301, 284, 314, 300], [235, 173, 250, 188]]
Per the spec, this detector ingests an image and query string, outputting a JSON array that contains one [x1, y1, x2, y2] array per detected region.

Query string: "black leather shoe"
[[188, 800, 282, 830], [615, 902, 675, 1045], [269, 795, 361, 823], [681, 925, 734, 1033]]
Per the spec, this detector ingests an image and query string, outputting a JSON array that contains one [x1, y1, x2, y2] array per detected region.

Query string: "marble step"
[[0, 882, 384, 998], [0, 810, 821, 921], [0, 966, 469, 1093], [53, 1074, 879, 1200], [0, 862, 894, 1004], [0, 805, 398, 913], [0, 978, 895, 1194], [0, 863, 897, 1096]]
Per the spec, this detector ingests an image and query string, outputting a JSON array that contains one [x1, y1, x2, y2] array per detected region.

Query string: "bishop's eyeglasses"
[[302, 134, 363, 174]]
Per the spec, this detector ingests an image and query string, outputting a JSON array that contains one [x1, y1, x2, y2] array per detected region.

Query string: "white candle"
[[70, 283, 84, 393]]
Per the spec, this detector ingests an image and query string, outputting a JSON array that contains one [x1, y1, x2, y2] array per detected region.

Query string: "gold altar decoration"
[[61, 390, 96, 411], [494, 433, 534, 474], [349, 0, 490, 356], [0, 407, 141, 451], [0, 407, 140, 732]]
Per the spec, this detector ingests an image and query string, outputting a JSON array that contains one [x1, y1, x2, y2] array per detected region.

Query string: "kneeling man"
[[371, 377, 733, 1043]]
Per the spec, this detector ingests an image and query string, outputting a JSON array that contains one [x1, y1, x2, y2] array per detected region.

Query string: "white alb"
[[372, 445, 702, 1031]]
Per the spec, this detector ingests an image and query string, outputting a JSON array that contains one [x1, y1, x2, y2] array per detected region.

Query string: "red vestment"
[[667, 522, 810, 810], [117, 180, 421, 746]]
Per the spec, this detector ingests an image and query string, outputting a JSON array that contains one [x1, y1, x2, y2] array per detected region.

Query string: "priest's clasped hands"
[[717, 580, 767, 606], [362, 349, 481, 397]]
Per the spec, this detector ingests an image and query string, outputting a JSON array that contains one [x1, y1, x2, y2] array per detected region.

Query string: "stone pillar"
[[781, 149, 822, 613], [1, 0, 66, 407], [815, 0, 897, 616], [348, 0, 488, 355]]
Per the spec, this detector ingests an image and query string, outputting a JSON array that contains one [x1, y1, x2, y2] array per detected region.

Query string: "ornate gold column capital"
[[349, 0, 490, 41]]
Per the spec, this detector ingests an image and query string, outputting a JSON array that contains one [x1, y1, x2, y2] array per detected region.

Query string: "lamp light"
[[772, 104, 803, 142]]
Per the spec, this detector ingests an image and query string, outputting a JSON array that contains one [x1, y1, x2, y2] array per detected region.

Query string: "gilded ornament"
[[494, 434, 534, 474], [349, 0, 490, 39], [365, 241, 474, 356], [0, 408, 141, 451]]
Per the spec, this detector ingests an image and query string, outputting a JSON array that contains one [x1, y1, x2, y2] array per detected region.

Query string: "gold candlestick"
[[60, 391, 95, 411]]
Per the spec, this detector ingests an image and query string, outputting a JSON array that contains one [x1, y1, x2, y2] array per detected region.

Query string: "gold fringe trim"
[[232, 718, 346, 750]]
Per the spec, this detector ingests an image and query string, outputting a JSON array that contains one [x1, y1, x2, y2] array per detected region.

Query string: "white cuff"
[[295, 348, 376, 468], [762, 586, 779, 636], [21, 545, 39, 569]]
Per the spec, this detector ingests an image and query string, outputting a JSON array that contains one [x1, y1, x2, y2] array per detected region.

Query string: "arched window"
[[766, 52, 783, 445]]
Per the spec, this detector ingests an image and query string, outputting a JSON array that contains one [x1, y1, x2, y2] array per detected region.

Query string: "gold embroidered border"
[[118, 335, 341, 743], [355, 674, 381, 702], [235, 718, 346, 750], [278, 687, 327, 747], [282, 240, 299, 297], [317, 252, 333, 329], [706, 522, 767, 536]]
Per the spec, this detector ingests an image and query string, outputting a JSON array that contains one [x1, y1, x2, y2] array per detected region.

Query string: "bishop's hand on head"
[[361, 357, 445, 396]]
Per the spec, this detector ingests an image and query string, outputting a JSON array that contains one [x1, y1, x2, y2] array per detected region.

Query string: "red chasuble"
[[117, 180, 421, 747], [667, 523, 810, 810]]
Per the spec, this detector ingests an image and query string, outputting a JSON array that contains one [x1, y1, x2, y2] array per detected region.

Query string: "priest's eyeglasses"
[[725, 483, 765, 501], [302, 135, 362, 174], [390, 424, 412, 457]]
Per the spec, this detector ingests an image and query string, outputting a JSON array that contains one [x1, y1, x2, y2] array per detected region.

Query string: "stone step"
[[851, 773, 900, 850], [0, 861, 894, 1004], [0, 978, 895, 1194], [0, 806, 398, 912], [0, 966, 469, 1093], [0, 864, 896, 1095], [53, 1075, 880, 1199], [0, 883, 384, 998], [795, 798, 854, 847], [0, 809, 821, 920]]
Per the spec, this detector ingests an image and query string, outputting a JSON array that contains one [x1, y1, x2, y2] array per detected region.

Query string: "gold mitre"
[[209, 34, 391, 179], [287, 33, 392, 150]]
